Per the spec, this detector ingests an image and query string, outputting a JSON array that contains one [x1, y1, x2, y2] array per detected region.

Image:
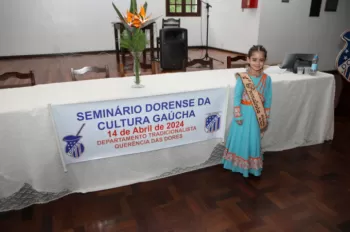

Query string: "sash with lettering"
[[235, 72, 268, 130]]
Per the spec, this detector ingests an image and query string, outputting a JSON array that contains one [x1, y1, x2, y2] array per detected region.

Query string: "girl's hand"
[[236, 120, 243, 125]]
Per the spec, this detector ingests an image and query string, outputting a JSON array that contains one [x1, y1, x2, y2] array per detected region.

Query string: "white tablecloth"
[[0, 68, 335, 206]]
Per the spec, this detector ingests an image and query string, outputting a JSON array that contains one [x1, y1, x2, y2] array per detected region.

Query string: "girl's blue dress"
[[222, 73, 272, 177]]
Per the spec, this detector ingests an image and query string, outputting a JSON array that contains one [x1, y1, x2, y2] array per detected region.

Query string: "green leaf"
[[139, 15, 161, 29], [112, 3, 126, 23], [130, 0, 137, 14], [112, 2, 133, 32], [143, 2, 148, 13], [113, 0, 152, 53], [120, 28, 147, 52]]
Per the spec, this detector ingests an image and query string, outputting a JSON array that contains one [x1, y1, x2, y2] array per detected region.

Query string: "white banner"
[[50, 87, 228, 166]]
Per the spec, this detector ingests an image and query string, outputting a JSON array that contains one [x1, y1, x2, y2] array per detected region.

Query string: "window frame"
[[166, 0, 202, 17]]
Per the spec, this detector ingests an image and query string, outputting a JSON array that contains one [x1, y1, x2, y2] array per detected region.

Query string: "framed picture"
[[325, 0, 338, 12]]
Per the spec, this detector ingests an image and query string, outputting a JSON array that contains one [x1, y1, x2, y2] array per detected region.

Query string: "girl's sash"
[[235, 72, 267, 130]]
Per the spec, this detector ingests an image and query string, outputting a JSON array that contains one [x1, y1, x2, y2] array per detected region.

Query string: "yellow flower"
[[123, 6, 150, 28], [135, 6, 150, 24], [132, 17, 142, 28], [124, 10, 135, 26]]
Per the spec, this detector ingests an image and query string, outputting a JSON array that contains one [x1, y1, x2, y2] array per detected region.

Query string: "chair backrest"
[[119, 61, 159, 77], [0, 71, 36, 89], [71, 65, 110, 81], [162, 18, 181, 28], [227, 55, 248, 69]]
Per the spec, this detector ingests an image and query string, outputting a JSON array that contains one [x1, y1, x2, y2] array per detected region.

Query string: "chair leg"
[[119, 63, 125, 77], [209, 58, 214, 70], [156, 38, 160, 60], [152, 61, 159, 74]]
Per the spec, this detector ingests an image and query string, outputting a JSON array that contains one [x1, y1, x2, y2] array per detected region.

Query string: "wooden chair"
[[156, 18, 181, 60], [227, 55, 280, 70], [161, 58, 214, 74], [187, 57, 214, 71], [227, 55, 248, 69], [162, 18, 181, 28], [0, 71, 36, 89], [119, 61, 159, 77], [71, 65, 109, 81]]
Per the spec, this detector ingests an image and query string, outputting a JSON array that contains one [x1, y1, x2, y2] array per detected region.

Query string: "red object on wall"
[[242, 0, 258, 8]]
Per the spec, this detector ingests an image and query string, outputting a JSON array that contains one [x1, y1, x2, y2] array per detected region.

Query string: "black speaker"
[[159, 28, 188, 70]]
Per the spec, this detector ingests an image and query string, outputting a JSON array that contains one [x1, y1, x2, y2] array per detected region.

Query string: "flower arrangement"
[[112, 0, 158, 87]]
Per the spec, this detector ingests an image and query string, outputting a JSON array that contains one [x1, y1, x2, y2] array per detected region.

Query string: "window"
[[166, 0, 201, 17]]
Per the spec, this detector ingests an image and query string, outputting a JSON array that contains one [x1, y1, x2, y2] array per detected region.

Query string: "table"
[[113, 22, 155, 73], [0, 68, 335, 211]]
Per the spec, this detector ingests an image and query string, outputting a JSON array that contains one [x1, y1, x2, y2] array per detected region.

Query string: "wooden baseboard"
[[207, 47, 247, 56], [0, 48, 339, 75], [0, 50, 119, 60], [0, 46, 244, 60]]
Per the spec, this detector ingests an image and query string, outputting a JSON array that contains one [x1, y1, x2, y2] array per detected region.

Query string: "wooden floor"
[[0, 115, 349, 231], [1, 50, 350, 231], [0, 48, 238, 87]]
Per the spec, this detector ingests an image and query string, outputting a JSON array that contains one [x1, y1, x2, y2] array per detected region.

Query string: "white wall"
[[208, 0, 261, 54], [257, 0, 350, 70], [0, 0, 206, 56], [0, 0, 349, 71]]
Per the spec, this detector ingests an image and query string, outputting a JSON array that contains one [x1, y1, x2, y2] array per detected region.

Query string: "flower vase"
[[131, 51, 144, 88]]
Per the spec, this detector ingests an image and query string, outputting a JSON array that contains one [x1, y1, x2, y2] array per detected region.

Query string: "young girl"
[[222, 45, 272, 178]]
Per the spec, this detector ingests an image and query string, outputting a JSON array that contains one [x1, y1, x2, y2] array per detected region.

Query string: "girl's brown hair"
[[248, 45, 267, 59]]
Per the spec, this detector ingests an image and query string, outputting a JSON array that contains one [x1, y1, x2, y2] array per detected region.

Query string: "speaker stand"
[[187, 1, 223, 69]]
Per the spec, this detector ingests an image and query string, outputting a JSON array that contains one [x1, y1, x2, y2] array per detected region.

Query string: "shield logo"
[[63, 135, 85, 158], [62, 124, 85, 158], [336, 30, 350, 82], [205, 113, 221, 133]]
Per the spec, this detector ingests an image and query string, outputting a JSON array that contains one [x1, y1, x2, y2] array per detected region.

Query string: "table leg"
[[150, 25, 155, 61], [142, 50, 147, 71], [120, 26, 126, 66], [114, 25, 120, 73]]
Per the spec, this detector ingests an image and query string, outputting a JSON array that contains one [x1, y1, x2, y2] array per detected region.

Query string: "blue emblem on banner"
[[336, 30, 350, 82], [205, 112, 221, 133], [62, 123, 85, 158]]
